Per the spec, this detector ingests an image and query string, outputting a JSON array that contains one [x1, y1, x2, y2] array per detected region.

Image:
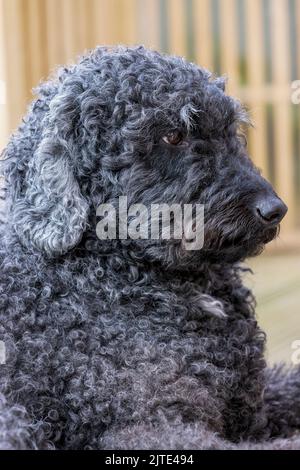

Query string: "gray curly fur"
[[0, 45, 300, 449]]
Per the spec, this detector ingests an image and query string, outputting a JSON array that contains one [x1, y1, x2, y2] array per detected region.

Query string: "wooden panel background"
[[0, 0, 299, 239]]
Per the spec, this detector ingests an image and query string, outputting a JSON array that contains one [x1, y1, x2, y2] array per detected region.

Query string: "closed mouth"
[[261, 226, 279, 244], [203, 224, 279, 252]]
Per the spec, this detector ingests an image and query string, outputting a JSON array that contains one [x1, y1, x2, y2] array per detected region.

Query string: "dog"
[[1, 45, 299, 450]]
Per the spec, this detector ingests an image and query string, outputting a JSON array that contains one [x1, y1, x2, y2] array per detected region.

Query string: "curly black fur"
[[0, 46, 299, 449]]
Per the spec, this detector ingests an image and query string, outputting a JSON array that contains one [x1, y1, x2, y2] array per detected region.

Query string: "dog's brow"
[[180, 103, 203, 131]]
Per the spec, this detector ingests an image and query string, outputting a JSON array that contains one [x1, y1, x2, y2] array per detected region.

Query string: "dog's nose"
[[255, 195, 288, 225]]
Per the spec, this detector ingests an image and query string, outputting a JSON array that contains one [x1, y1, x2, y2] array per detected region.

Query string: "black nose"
[[255, 195, 288, 225]]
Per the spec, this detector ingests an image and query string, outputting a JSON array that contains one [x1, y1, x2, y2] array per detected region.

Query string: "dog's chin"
[[245, 225, 279, 259], [202, 225, 279, 263], [133, 225, 279, 269], [260, 226, 279, 244]]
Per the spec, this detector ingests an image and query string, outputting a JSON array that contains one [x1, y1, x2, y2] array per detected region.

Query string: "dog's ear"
[[11, 80, 89, 257]]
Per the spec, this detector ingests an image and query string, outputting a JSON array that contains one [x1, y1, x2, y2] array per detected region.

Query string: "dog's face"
[[8, 46, 287, 264], [90, 47, 287, 264]]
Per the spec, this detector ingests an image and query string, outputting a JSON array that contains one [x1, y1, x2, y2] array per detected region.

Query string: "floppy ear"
[[11, 81, 89, 257]]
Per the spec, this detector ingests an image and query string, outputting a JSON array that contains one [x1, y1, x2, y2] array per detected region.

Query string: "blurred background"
[[0, 0, 299, 363]]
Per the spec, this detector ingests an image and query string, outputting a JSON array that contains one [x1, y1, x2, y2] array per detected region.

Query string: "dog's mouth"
[[178, 211, 280, 257], [203, 223, 279, 254], [261, 226, 279, 244]]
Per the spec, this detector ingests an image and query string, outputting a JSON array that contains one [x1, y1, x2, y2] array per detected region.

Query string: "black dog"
[[1, 46, 299, 450]]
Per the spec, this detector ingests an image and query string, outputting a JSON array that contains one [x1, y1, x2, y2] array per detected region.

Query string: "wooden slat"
[[137, 0, 160, 50], [297, 0, 300, 79], [76, 0, 92, 53], [26, 0, 48, 89], [91, 0, 119, 46], [2, 0, 28, 132], [270, 0, 295, 231], [193, 0, 214, 71], [219, 0, 239, 92], [45, 0, 65, 70], [237, 85, 291, 103], [247, 253, 300, 364], [0, 0, 8, 150], [244, 0, 268, 177], [61, 0, 79, 63], [167, 0, 186, 57], [120, 0, 137, 46]]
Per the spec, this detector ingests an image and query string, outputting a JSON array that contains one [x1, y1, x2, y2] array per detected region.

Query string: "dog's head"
[[4, 46, 287, 265]]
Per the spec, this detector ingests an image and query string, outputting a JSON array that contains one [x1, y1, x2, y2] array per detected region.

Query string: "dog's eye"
[[162, 131, 184, 146]]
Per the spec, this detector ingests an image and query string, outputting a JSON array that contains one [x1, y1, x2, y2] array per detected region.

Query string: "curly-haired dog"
[[0, 45, 299, 450]]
